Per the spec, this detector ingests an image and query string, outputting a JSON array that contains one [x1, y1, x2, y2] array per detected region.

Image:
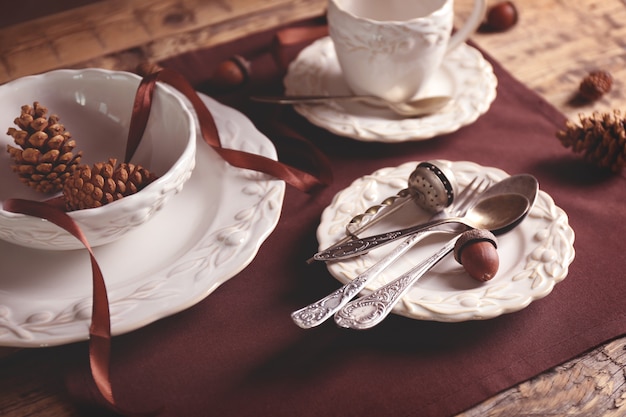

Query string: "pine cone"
[[63, 158, 158, 210], [556, 110, 626, 172], [6, 102, 82, 193], [578, 70, 612, 101]]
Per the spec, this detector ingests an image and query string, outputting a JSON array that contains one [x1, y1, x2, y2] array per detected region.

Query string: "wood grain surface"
[[1, 0, 626, 416], [0, 0, 327, 84]]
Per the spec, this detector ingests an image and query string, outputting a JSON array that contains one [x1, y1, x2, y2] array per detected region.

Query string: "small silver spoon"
[[250, 95, 452, 117], [306, 161, 456, 264], [314, 193, 530, 261]]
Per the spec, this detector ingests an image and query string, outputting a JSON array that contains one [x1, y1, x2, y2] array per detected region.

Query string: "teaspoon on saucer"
[[250, 94, 452, 117]]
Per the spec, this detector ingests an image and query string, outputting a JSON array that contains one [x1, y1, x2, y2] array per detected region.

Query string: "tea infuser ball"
[[408, 161, 457, 213]]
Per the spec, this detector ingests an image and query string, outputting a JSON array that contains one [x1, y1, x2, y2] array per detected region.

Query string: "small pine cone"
[[6, 102, 82, 193], [63, 158, 158, 210], [556, 110, 626, 172], [578, 70, 612, 101]]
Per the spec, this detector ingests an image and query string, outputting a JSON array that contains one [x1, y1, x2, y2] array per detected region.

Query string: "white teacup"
[[327, 0, 486, 103]]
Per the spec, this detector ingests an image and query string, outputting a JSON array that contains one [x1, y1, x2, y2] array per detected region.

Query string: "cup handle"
[[446, 0, 486, 52]]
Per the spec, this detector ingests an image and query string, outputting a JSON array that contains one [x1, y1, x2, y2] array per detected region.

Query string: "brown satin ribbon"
[[3, 63, 332, 414], [3, 198, 118, 409], [130, 68, 333, 191]]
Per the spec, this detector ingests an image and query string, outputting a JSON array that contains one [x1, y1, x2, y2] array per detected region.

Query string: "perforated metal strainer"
[[408, 161, 457, 213], [308, 160, 458, 263]]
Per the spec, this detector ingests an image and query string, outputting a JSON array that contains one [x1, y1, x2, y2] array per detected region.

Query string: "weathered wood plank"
[[455, 0, 626, 120], [0, 0, 326, 83], [458, 338, 626, 416]]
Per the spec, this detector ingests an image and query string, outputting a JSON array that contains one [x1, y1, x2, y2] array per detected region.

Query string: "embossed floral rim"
[[317, 160, 576, 322], [285, 38, 498, 142]]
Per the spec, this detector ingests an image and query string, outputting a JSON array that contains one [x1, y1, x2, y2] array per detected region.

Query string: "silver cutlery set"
[[293, 161, 539, 329]]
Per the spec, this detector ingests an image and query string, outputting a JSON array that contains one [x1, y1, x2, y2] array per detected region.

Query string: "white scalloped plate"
[[284, 37, 497, 142], [317, 161, 575, 322], [0, 93, 285, 347]]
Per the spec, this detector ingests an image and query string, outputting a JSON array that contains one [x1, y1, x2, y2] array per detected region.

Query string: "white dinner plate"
[[0, 93, 285, 347], [284, 37, 497, 142], [317, 160, 575, 322]]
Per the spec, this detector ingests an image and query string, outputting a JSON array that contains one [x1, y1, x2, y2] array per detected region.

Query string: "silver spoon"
[[250, 95, 452, 117], [314, 193, 530, 261], [335, 190, 535, 329], [306, 161, 457, 264]]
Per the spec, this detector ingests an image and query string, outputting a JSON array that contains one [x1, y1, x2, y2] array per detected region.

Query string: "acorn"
[[211, 55, 251, 88], [135, 56, 251, 90], [480, 1, 518, 32], [454, 229, 499, 282]]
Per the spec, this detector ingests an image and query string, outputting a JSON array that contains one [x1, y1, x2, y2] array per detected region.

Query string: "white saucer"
[[0, 93, 286, 347], [284, 37, 497, 142], [316, 160, 575, 322]]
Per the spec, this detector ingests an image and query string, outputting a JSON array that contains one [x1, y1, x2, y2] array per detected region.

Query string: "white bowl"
[[0, 69, 196, 250]]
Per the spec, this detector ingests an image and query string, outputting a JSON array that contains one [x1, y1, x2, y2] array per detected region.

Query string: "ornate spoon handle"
[[314, 216, 462, 261], [334, 235, 461, 330], [306, 188, 413, 263], [292, 230, 432, 328]]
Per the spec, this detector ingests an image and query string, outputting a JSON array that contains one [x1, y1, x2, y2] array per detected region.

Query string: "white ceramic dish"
[[284, 37, 497, 142], [317, 160, 575, 322], [0, 69, 197, 250], [0, 93, 285, 347]]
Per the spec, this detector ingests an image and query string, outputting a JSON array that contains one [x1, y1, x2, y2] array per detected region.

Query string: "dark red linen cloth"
[[65, 23, 626, 417]]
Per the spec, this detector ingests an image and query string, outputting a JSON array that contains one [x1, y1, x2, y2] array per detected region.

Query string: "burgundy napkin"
[[65, 22, 626, 417]]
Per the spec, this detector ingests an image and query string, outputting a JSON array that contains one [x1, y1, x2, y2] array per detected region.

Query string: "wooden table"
[[1, 0, 625, 415]]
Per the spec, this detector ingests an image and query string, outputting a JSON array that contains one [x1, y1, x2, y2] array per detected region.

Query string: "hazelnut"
[[211, 55, 251, 88], [481, 1, 518, 32], [454, 229, 499, 282]]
